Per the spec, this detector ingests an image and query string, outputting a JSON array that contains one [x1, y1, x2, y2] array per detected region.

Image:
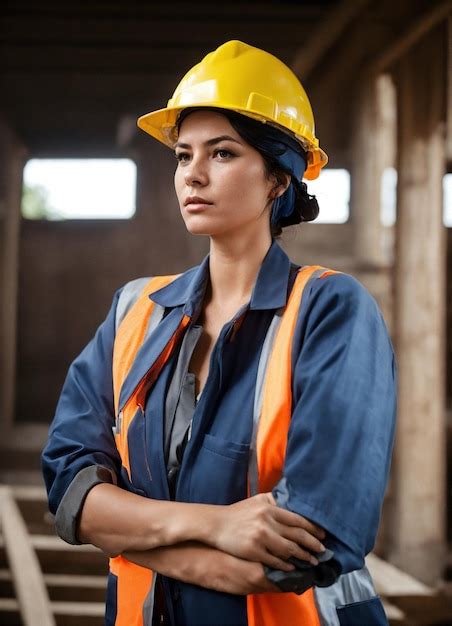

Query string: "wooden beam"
[[447, 15, 452, 162], [0, 487, 55, 626], [0, 597, 105, 618], [366, 553, 435, 597], [391, 26, 447, 584], [367, 0, 452, 75], [291, 0, 373, 79], [1, 1, 324, 21], [380, 601, 405, 623], [0, 117, 26, 436]]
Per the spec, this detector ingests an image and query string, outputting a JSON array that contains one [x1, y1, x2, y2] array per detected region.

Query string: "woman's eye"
[[175, 152, 190, 163], [214, 148, 234, 159]]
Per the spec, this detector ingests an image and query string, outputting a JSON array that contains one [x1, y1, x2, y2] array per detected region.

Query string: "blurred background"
[[0, 0, 451, 624]]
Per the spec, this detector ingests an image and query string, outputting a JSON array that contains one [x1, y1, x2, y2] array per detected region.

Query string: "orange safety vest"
[[110, 265, 339, 626]]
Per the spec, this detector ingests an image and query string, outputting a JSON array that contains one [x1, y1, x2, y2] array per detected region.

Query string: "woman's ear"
[[271, 172, 291, 199]]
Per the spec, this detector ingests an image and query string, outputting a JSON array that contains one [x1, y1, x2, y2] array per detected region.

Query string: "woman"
[[42, 41, 397, 626]]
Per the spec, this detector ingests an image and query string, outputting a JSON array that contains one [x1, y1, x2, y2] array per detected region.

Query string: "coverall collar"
[[149, 239, 292, 315]]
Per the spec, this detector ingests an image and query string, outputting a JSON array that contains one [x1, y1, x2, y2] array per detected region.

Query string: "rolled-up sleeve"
[[284, 272, 397, 574], [41, 288, 123, 543]]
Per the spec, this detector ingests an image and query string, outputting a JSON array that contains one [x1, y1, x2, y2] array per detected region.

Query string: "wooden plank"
[[0, 598, 18, 611], [366, 553, 435, 597], [0, 533, 100, 552], [381, 600, 405, 622], [32, 534, 101, 552], [12, 484, 47, 500], [0, 487, 56, 626], [52, 601, 105, 616], [0, 568, 106, 603], [0, 569, 106, 588], [0, 597, 105, 616], [44, 574, 106, 588]]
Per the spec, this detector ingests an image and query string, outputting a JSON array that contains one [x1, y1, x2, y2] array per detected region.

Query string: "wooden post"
[[447, 15, 452, 162], [390, 27, 447, 584], [0, 116, 26, 437], [351, 73, 396, 267]]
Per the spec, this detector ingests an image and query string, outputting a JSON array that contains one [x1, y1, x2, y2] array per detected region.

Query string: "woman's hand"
[[210, 493, 326, 571], [212, 553, 282, 595]]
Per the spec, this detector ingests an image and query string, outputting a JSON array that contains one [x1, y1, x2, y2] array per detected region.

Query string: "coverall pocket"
[[188, 434, 250, 504], [336, 596, 388, 626], [202, 433, 250, 461]]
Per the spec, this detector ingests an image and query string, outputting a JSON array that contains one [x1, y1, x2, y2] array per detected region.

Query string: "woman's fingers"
[[260, 552, 296, 572], [276, 523, 325, 555], [264, 531, 320, 565], [271, 505, 326, 540]]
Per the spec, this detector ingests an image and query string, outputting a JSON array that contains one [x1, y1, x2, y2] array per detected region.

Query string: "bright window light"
[[443, 174, 452, 227], [22, 159, 137, 220], [380, 167, 397, 227], [307, 169, 350, 224]]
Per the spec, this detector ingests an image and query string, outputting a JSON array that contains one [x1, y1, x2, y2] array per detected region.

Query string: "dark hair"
[[176, 107, 320, 238]]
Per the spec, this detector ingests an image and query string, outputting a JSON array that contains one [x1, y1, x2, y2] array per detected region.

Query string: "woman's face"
[[174, 110, 276, 240]]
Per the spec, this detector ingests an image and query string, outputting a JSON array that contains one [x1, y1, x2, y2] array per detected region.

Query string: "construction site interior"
[[0, 1, 452, 624]]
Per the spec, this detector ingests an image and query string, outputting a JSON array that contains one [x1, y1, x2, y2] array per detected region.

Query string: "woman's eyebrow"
[[174, 135, 243, 149]]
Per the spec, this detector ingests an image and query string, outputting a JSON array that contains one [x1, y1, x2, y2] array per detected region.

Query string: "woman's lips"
[[185, 202, 213, 212]]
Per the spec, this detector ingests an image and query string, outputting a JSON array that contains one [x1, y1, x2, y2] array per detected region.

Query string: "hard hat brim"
[[137, 105, 328, 180]]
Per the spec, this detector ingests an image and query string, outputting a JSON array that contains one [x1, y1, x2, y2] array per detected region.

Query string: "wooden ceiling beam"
[[365, 0, 452, 75], [0, 42, 300, 74], [291, 0, 374, 80], [2, 2, 325, 21], [1, 16, 314, 46]]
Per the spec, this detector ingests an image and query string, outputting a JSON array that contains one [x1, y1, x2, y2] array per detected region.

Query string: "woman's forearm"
[[78, 482, 232, 555], [124, 542, 279, 596], [78, 483, 324, 567], [125, 542, 225, 589]]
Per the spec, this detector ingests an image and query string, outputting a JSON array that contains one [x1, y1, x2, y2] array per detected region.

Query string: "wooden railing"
[[0, 485, 56, 626]]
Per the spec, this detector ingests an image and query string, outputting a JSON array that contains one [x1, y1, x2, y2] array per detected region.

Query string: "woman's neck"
[[207, 231, 273, 309]]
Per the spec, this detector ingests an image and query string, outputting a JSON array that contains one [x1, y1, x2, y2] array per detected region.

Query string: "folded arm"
[[281, 273, 397, 574], [78, 481, 324, 568], [124, 542, 280, 596]]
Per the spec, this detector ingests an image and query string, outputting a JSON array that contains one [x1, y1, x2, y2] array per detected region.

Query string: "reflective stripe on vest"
[[110, 266, 383, 626]]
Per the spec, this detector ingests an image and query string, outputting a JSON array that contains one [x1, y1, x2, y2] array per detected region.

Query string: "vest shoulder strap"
[[115, 277, 153, 334], [112, 274, 179, 414]]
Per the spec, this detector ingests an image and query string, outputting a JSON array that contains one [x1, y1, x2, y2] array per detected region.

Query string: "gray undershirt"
[[164, 323, 203, 498]]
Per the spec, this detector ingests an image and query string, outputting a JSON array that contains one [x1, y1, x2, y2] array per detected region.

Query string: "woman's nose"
[[184, 156, 208, 186]]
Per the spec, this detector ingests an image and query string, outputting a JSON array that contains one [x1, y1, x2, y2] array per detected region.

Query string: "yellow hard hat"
[[137, 40, 328, 180]]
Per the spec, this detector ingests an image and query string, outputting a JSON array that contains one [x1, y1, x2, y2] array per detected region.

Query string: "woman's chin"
[[183, 217, 224, 237]]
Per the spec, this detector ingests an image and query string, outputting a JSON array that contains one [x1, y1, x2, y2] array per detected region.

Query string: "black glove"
[[264, 548, 341, 595]]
